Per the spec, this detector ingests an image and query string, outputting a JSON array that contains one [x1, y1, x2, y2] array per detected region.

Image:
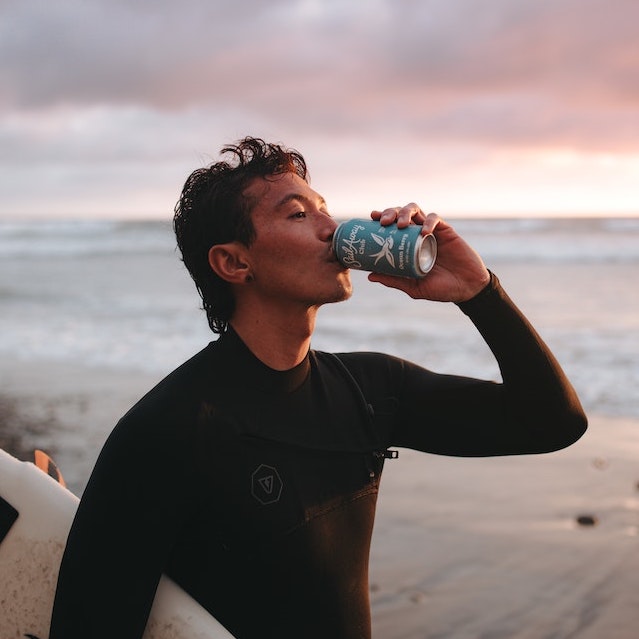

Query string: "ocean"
[[2, 216, 639, 639], [1, 216, 638, 421]]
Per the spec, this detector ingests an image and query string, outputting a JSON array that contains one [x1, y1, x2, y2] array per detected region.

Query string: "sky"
[[1, 0, 638, 219]]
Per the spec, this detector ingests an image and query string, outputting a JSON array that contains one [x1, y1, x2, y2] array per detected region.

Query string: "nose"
[[319, 214, 339, 242]]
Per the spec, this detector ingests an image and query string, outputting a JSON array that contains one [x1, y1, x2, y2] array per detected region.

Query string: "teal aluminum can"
[[333, 219, 437, 278]]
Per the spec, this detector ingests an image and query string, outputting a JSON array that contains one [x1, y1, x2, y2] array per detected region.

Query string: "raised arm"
[[391, 272, 587, 456], [365, 205, 587, 456]]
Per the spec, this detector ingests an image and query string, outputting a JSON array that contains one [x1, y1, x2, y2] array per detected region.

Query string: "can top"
[[416, 233, 437, 275]]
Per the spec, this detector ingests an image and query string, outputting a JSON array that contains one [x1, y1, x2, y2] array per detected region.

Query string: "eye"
[[290, 211, 306, 219]]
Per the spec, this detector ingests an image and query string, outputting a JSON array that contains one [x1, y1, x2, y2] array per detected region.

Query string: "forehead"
[[244, 172, 322, 214]]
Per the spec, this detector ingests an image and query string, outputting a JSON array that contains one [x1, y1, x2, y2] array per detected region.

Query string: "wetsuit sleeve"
[[390, 272, 587, 456], [49, 405, 197, 639]]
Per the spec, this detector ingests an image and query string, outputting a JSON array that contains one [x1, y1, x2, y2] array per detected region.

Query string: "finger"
[[420, 212, 442, 235], [395, 203, 420, 228], [371, 207, 401, 226], [367, 271, 420, 297], [371, 205, 435, 228]]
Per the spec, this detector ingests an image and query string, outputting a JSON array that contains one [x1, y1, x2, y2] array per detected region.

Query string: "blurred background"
[[1, 0, 638, 220], [1, 3, 638, 636]]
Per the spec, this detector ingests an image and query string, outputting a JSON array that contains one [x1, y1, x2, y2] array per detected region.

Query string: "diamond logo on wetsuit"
[[251, 464, 284, 505]]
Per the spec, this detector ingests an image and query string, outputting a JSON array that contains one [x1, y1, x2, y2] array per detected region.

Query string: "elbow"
[[564, 412, 588, 449], [542, 405, 588, 453]]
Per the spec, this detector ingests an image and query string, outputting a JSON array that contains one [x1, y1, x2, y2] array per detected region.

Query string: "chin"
[[333, 278, 353, 303], [339, 270, 353, 293], [317, 284, 351, 306], [314, 271, 352, 305]]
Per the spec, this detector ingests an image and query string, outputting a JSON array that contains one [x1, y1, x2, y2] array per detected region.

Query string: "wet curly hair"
[[173, 137, 308, 333]]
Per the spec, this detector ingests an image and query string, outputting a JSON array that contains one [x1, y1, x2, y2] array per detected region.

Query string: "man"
[[50, 137, 587, 639]]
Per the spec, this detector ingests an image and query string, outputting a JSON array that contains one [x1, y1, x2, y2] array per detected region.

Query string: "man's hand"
[[369, 205, 490, 302]]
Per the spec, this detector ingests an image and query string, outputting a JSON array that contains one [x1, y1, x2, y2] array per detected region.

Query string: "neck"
[[230, 305, 318, 371]]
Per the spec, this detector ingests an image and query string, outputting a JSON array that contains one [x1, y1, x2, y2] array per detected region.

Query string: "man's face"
[[241, 172, 352, 310]]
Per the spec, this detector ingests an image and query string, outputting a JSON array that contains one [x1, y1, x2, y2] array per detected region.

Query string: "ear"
[[208, 243, 251, 284]]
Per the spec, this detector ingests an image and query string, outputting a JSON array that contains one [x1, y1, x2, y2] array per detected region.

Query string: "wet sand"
[[1, 356, 638, 638], [370, 418, 639, 638]]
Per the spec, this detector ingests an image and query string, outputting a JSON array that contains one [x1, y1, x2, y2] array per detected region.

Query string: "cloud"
[[4, 1, 637, 103], [1, 0, 638, 217]]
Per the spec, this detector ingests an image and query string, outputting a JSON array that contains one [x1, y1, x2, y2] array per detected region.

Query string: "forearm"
[[456, 272, 587, 452]]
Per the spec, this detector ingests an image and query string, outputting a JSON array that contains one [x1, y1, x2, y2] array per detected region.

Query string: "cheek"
[[251, 243, 300, 278], [255, 233, 307, 264]]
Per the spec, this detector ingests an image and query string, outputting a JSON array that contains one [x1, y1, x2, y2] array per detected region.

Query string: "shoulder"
[[105, 341, 231, 451], [327, 350, 405, 368], [88, 342, 230, 490], [312, 350, 441, 398], [312, 350, 409, 383]]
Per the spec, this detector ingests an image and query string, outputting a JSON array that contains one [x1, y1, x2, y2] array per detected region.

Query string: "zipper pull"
[[374, 449, 399, 460]]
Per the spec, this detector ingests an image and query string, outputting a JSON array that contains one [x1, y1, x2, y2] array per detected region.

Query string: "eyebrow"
[[275, 192, 327, 210]]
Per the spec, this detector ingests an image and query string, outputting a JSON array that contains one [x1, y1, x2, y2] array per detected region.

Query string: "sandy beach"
[[370, 418, 639, 638], [1, 354, 638, 638]]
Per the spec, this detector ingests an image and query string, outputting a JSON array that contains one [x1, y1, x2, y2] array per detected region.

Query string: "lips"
[[328, 250, 345, 267], [327, 240, 342, 264]]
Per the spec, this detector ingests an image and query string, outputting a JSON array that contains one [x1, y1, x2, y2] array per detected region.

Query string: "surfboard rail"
[[0, 448, 235, 639]]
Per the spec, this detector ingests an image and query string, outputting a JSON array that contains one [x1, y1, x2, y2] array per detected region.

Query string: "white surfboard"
[[0, 447, 235, 639]]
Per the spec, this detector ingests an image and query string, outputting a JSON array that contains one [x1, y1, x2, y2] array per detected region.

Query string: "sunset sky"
[[1, 0, 638, 219]]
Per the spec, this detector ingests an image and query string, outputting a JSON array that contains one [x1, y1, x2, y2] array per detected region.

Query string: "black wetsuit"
[[49, 274, 586, 639]]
